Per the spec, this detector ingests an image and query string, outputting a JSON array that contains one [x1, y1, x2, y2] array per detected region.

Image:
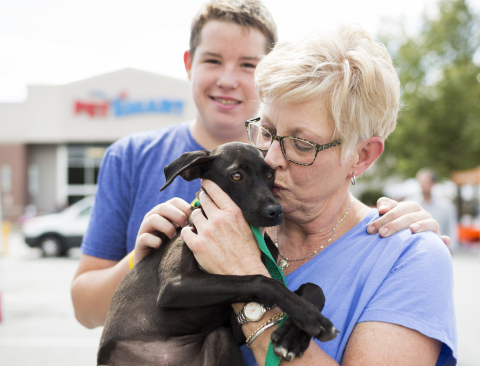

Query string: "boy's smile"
[[210, 96, 241, 106]]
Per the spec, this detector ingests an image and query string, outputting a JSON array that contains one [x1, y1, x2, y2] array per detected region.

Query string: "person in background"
[[71, 0, 450, 330], [410, 168, 458, 252]]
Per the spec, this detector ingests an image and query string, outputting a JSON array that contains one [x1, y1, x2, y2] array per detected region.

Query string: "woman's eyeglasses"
[[245, 117, 341, 166]]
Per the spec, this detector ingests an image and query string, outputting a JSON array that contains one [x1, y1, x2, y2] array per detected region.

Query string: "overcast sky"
[[1, 0, 477, 103]]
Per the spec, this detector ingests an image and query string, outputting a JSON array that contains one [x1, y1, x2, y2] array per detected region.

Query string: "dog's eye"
[[267, 172, 273, 179], [232, 173, 242, 181]]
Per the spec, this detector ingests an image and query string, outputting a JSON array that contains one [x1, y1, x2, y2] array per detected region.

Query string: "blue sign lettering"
[[111, 98, 184, 117]]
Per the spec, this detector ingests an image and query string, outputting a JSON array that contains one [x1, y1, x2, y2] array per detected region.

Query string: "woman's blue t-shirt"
[[241, 210, 457, 365]]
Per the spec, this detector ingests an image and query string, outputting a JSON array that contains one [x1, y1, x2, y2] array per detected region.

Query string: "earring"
[[351, 174, 356, 186]]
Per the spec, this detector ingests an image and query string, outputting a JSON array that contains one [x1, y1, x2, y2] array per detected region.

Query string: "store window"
[[67, 144, 109, 204]]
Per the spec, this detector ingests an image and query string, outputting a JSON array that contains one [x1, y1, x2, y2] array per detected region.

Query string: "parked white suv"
[[22, 196, 94, 257]]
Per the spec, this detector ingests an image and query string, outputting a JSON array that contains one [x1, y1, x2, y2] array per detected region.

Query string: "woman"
[[180, 24, 457, 365]]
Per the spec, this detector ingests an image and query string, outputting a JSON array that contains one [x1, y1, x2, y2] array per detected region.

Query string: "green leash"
[[192, 199, 287, 365], [249, 226, 286, 284], [250, 225, 289, 366]]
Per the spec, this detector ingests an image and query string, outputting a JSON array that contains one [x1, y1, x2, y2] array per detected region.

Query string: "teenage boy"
[[71, 0, 446, 329]]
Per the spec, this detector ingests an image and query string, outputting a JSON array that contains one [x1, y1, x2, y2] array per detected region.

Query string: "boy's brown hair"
[[189, 0, 277, 58]]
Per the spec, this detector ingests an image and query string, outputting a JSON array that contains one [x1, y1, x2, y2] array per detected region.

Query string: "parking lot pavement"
[[0, 231, 479, 366], [0, 232, 103, 366]]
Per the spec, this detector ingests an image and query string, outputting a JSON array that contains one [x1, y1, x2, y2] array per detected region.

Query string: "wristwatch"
[[236, 302, 274, 325]]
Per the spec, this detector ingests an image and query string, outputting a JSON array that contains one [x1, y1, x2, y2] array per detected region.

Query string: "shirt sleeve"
[[81, 143, 132, 261], [358, 232, 457, 364]]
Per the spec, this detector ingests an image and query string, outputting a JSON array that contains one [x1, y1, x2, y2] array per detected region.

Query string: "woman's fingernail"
[[378, 204, 387, 211], [379, 227, 389, 237], [410, 223, 420, 232], [367, 225, 376, 234]]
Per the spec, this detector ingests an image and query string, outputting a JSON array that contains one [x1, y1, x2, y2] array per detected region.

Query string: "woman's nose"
[[265, 140, 286, 168], [217, 66, 239, 89]]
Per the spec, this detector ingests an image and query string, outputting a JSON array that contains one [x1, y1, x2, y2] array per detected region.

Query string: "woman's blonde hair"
[[255, 23, 400, 159]]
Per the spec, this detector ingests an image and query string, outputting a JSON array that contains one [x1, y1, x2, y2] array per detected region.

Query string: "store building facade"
[[0, 68, 195, 221]]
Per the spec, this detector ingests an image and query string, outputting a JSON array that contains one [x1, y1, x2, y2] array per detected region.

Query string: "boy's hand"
[[367, 197, 451, 246], [133, 198, 191, 266]]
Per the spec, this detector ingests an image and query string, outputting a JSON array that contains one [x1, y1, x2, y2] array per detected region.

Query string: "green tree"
[[378, 0, 480, 179]]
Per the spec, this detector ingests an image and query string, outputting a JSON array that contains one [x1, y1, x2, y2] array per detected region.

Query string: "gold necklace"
[[275, 196, 353, 270]]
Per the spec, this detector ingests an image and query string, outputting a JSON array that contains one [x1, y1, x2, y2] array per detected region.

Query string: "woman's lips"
[[272, 183, 286, 195]]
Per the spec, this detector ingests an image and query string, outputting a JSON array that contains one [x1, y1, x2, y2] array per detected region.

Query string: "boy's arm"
[[71, 254, 129, 328]]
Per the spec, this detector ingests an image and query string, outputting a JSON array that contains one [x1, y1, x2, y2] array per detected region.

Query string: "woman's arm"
[[236, 319, 441, 366], [342, 322, 441, 366]]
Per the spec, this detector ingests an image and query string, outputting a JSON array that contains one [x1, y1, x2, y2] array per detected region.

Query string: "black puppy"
[[97, 142, 337, 366]]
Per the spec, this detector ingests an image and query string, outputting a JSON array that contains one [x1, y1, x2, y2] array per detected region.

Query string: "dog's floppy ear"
[[160, 150, 215, 191]]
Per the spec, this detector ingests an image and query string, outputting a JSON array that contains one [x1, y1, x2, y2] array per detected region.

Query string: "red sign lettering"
[[74, 101, 109, 117]]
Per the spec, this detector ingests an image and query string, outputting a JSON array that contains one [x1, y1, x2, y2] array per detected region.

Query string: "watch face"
[[244, 302, 265, 322]]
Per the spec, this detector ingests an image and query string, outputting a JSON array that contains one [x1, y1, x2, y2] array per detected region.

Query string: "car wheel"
[[39, 235, 63, 257]]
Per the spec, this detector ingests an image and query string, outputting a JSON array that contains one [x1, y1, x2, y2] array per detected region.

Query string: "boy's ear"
[[160, 150, 215, 191], [184, 50, 193, 80]]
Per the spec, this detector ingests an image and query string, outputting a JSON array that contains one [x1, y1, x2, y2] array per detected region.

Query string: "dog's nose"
[[263, 204, 283, 220]]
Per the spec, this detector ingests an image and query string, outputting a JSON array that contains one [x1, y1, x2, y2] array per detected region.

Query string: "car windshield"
[[78, 206, 91, 216], [62, 196, 94, 215]]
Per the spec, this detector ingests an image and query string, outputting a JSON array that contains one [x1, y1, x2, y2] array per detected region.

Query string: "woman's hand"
[[181, 179, 269, 277], [367, 197, 452, 246], [133, 197, 191, 266]]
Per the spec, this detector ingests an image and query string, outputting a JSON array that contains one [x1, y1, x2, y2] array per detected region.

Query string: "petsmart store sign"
[[74, 92, 185, 118]]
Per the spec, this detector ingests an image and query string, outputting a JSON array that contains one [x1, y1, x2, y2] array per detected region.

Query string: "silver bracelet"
[[246, 316, 284, 349]]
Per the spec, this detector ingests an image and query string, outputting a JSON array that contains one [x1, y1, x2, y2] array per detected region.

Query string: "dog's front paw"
[[316, 319, 339, 342], [271, 317, 311, 362], [304, 307, 338, 342], [288, 301, 338, 341]]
